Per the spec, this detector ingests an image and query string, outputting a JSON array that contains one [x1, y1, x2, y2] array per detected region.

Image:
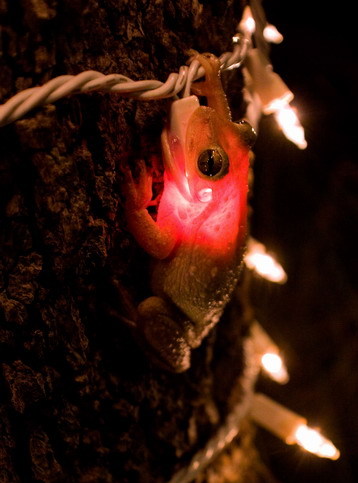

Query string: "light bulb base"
[[244, 49, 294, 114]]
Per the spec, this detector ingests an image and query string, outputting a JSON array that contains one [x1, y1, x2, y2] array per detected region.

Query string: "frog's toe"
[[121, 160, 153, 211], [144, 319, 191, 373], [138, 296, 191, 372]]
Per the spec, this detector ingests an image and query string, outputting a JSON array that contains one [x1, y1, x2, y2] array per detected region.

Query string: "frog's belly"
[[150, 242, 243, 333]]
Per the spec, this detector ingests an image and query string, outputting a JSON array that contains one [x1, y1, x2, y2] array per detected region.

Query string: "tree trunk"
[[0, 1, 271, 482]]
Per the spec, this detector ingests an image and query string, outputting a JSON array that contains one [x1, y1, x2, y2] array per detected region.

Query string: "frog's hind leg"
[[137, 296, 191, 373]]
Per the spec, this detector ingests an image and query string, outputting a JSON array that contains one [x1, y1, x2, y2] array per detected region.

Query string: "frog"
[[122, 52, 256, 372]]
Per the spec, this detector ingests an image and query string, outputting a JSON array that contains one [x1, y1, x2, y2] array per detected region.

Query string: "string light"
[[245, 238, 287, 284], [169, 337, 262, 483], [250, 394, 340, 460], [263, 24, 284, 44], [238, 5, 256, 36], [294, 424, 340, 460], [0, 5, 306, 150], [251, 321, 289, 384], [243, 48, 307, 149], [244, 49, 293, 114], [261, 353, 289, 384], [274, 103, 307, 149], [0, 37, 250, 127]]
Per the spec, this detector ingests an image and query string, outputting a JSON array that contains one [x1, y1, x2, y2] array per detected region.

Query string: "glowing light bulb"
[[244, 16, 256, 35], [238, 6, 256, 35], [251, 321, 289, 384], [261, 352, 289, 384], [245, 238, 287, 284], [294, 425, 340, 460], [263, 24, 284, 43], [246, 252, 286, 282], [274, 104, 307, 149], [250, 394, 340, 460], [243, 49, 307, 149]]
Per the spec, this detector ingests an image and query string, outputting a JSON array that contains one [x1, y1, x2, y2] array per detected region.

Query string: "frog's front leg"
[[137, 296, 192, 372], [122, 160, 177, 259], [122, 162, 189, 371]]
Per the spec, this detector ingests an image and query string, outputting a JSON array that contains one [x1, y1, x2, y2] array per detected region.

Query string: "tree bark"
[[0, 1, 273, 482]]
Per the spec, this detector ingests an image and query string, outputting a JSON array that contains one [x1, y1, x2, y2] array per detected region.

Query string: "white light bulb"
[[250, 322, 289, 384], [263, 24, 284, 44], [251, 394, 340, 461], [238, 6, 256, 35], [274, 104, 307, 149], [245, 239, 287, 284], [294, 424, 340, 460], [261, 352, 289, 384]]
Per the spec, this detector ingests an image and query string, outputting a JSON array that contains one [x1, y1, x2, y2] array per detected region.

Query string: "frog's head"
[[161, 95, 256, 204]]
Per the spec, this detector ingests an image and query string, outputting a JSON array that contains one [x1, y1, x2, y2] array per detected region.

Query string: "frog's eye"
[[235, 120, 257, 148], [197, 146, 229, 179]]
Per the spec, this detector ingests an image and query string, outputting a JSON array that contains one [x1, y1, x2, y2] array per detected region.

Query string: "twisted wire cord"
[[168, 334, 261, 483], [0, 36, 250, 127]]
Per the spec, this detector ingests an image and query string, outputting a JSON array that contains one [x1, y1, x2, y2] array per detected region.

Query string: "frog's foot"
[[188, 51, 221, 96], [188, 51, 231, 121], [137, 296, 191, 373], [120, 159, 177, 259], [121, 160, 153, 213]]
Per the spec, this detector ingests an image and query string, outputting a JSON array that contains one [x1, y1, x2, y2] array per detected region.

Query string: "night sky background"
[[249, 1, 358, 482]]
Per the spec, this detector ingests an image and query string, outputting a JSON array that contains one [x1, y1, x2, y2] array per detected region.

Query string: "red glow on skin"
[[157, 173, 247, 254], [159, 107, 250, 257]]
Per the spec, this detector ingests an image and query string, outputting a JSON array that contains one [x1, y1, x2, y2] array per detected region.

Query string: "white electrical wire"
[[168, 334, 261, 483], [0, 35, 250, 127]]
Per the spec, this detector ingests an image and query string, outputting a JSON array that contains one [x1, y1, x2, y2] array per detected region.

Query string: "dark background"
[[249, 1, 358, 482]]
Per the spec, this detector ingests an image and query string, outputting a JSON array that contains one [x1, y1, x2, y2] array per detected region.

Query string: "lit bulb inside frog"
[[123, 53, 256, 372]]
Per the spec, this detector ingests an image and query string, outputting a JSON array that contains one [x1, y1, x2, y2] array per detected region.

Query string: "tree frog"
[[123, 53, 256, 372]]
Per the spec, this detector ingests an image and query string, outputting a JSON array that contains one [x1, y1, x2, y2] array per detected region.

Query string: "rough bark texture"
[[0, 1, 270, 482]]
